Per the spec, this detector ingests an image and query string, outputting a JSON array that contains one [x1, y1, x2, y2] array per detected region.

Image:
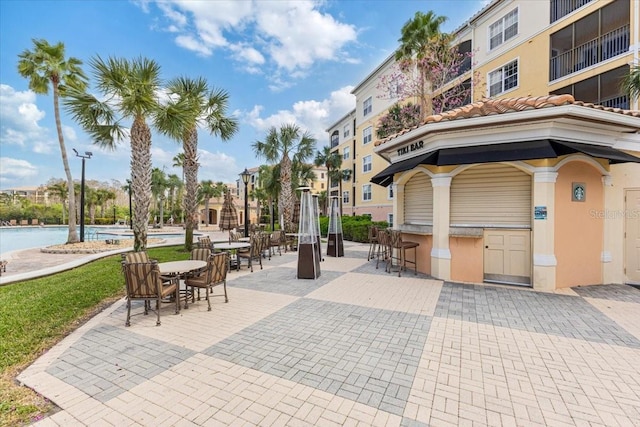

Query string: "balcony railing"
[[550, 25, 629, 81], [601, 95, 629, 110], [550, 0, 593, 22]]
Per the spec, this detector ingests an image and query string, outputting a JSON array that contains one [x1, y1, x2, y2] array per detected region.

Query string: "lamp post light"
[[240, 168, 251, 237], [73, 149, 92, 242]]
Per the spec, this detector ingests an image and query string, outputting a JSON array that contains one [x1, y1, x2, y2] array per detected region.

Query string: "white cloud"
[[0, 157, 38, 184], [0, 84, 54, 152], [244, 86, 356, 143], [143, 0, 357, 82], [62, 125, 77, 142], [197, 149, 239, 183]]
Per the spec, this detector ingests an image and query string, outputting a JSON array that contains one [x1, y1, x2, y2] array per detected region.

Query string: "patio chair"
[[197, 236, 212, 250], [237, 232, 263, 272], [121, 260, 179, 326], [269, 230, 284, 256], [185, 252, 229, 310], [375, 229, 392, 273], [189, 248, 211, 300]]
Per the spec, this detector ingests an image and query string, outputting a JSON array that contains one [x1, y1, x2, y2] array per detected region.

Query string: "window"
[[362, 184, 372, 201], [321, 183, 324, 189], [388, 185, 394, 199], [363, 126, 372, 145], [310, 182, 315, 189], [489, 60, 518, 96], [389, 75, 401, 98], [363, 97, 372, 116], [343, 146, 350, 160], [489, 8, 518, 50], [321, 172, 324, 179], [343, 124, 350, 138], [343, 191, 350, 204], [387, 213, 394, 228], [362, 155, 372, 173], [330, 131, 339, 148]]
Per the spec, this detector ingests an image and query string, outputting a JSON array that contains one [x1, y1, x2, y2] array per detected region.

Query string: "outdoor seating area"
[[120, 229, 292, 325]]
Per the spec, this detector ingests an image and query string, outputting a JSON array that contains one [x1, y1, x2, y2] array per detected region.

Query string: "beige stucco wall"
[[450, 237, 484, 283], [554, 161, 604, 287], [398, 233, 432, 276]]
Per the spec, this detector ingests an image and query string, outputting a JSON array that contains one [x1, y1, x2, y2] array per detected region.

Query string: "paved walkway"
[[16, 240, 640, 426]]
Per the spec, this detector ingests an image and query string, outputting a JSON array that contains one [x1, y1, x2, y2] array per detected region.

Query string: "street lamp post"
[[240, 168, 251, 237], [73, 149, 92, 242]]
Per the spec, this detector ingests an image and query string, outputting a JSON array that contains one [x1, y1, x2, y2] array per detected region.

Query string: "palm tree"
[[85, 186, 99, 225], [18, 39, 87, 243], [258, 164, 280, 229], [65, 56, 162, 251], [172, 153, 186, 224], [151, 167, 168, 227], [252, 124, 316, 232], [155, 77, 238, 251], [314, 146, 342, 213], [96, 188, 116, 218], [166, 173, 183, 222], [395, 11, 447, 119], [47, 180, 68, 224], [621, 64, 640, 104]]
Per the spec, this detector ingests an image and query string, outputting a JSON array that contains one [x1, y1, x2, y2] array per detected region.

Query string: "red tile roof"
[[374, 95, 640, 147]]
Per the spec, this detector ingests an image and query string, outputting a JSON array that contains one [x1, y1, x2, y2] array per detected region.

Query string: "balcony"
[[550, 24, 629, 81], [550, 0, 593, 23]]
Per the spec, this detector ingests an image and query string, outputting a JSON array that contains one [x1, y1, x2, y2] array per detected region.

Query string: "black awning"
[[549, 140, 640, 164], [371, 139, 640, 186], [370, 151, 438, 186]]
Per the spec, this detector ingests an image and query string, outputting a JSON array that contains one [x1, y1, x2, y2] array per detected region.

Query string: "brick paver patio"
[[19, 241, 640, 426]]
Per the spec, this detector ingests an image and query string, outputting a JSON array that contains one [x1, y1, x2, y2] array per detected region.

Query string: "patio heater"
[[73, 149, 92, 242], [240, 168, 251, 237], [296, 187, 320, 279], [312, 194, 323, 262], [327, 196, 344, 257]]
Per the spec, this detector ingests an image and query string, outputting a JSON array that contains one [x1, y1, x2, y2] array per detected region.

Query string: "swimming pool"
[[0, 226, 187, 254]]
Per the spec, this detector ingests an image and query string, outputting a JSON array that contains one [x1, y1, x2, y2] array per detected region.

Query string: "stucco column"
[[532, 170, 557, 291], [431, 175, 452, 280], [392, 183, 403, 226], [601, 174, 618, 283]]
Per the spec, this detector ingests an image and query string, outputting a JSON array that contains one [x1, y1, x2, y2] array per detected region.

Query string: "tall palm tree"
[[395, 11, 447, 119], [166, 173, 183, 222], [621, 64, 640, 104], [172, 153, 186, 224], [65, 56, 162, 251], [314, 146, 342, 212], [156, 77, 238, 251], [18, 39, 87, 243], [252, 124, 316, 232], [258, 164, 280, 229], [151, 167, 168, 227]]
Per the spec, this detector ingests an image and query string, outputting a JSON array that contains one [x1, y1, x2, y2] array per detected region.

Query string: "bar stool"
[[367, 225, 379, 261], [388, 230, 419, 277]]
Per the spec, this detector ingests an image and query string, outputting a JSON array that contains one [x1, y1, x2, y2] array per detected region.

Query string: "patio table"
[[158, 260, 207, 308], [213, 242, 251, 270]]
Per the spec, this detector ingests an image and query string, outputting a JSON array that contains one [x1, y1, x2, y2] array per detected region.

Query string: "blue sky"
[[0, 0, 487, 189]]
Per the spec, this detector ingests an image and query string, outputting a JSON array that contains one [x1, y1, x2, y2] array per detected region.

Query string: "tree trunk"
[[279, 155, 293, 232], [183, 127, 199, 251], [130, 115, 152, 252], [89, 206, 96, 225], [159, 196, 165, 228], [53, 81, 79, 243]]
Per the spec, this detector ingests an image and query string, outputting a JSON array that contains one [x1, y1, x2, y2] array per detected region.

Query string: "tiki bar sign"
[[397, 140, 424, 156]]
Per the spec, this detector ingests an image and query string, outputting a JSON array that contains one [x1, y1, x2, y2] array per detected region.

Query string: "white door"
[[484, 229, 531, 285], [625, 189, 640, 284]]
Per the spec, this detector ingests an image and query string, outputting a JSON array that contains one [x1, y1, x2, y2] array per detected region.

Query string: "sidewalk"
[[14, 239, 640, 426]]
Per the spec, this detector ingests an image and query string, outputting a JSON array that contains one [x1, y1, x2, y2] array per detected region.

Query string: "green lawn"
[[0, 246, 189, 426]]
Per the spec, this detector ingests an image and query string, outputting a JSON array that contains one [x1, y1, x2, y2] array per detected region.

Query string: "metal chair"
[[121, 260, 179, 326], [367, 225, 380, 261], [185, 252, 229, 310], [237, 232, 263, 272]]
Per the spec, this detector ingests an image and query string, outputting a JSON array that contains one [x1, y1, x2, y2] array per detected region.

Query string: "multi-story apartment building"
[[327, 0, 640, 290]]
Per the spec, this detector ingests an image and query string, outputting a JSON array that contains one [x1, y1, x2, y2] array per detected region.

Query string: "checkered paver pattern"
[[18, 241, 640, 426]]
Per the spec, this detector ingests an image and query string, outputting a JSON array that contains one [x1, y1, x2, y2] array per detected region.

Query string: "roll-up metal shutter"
[[451, 164, 531, 227], [404, 173, 433, 224]]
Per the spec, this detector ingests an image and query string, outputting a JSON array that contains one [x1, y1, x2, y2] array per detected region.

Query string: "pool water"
[[0, 226, 185, 254]]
